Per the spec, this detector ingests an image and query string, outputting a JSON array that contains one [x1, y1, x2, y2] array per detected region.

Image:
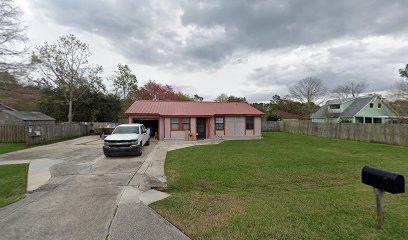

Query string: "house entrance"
[[196, 118, 207, 139]]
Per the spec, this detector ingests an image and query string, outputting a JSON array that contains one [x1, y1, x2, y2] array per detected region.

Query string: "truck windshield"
[[113, 126, 139, 134]]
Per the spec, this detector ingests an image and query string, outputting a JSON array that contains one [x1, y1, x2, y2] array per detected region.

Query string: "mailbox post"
[[373, 188, 384, 229], [361, 166, 405, 229]]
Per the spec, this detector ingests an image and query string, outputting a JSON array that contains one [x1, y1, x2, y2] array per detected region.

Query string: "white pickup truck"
[[103, 124, 150, 157]]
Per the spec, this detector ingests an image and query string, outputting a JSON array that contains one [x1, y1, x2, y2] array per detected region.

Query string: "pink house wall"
[[128, 115, 262, 140]]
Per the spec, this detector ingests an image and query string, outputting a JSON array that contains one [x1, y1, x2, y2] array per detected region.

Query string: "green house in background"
[[311, 95, 399, 124]]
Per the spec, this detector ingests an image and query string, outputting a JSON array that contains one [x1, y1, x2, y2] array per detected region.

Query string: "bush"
[[266, 112, 282, 121]]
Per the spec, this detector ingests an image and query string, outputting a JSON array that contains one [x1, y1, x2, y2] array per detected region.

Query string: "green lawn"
[[0, 143, 28, 155], [152, 132, 408, 240], [0, 164, 29, 208]]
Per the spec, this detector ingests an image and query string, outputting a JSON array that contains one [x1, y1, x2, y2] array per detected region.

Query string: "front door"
[[196, 118, 206, 139]]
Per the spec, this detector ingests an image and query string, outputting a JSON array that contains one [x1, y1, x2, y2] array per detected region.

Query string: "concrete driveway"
[[0, 136, 190, 240]]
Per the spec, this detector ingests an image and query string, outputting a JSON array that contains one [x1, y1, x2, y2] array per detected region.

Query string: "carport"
[[132, 118, 159, 139]]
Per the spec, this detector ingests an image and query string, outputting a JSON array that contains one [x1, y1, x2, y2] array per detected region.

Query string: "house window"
[[216, 117, 224, 130], [182, 118, 190, 130], [171, 118, 190, 131], [329, 104, 341, 109], [373, 118, 382, 124], [365, 117, 373, 123], [378, 103, 382, 108], [369, 103, 374, 108], [171, 118, 180, 131], [246, 117, 254, 130]]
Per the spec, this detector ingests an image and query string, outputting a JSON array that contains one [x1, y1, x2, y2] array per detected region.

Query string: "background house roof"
[[125, 100, 265, 116], [310, 95, 399, 119], [340, 97, 373, 117], [0, 103, 17, 111], [3, 110, 55, 121], [310, 105, 328, 118], [311, 96, 374, 118], [326, 98, 354, 105]]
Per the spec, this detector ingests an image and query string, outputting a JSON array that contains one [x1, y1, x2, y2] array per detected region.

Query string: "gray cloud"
[[28, 0, 408, 102], [247, 36, 408, 98], [181, 0, 408, 51], [31, 0, 408, 68]]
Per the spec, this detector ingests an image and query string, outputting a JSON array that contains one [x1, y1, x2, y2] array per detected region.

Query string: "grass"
[[151, 132, 408, 240], [0, 143, 28, 155], [0, 164, 29, 208]]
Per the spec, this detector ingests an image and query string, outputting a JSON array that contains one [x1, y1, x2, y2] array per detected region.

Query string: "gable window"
[[182, 118, 190, 130], [329, 104, 341, 109], [369, 103, 374, 108], [216, 117, 224, 130], [378, 103, 382, 108], [171, 118, 180, 131], [246, 116, 254, 130]]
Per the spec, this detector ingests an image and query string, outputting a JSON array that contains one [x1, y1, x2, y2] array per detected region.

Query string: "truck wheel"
[[137, 144, 143, 156], [145, 139, 150, 146]]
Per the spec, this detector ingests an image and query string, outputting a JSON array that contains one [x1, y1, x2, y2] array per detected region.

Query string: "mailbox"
[[362, 166, 405, 194], [361, 166, 405, 229]]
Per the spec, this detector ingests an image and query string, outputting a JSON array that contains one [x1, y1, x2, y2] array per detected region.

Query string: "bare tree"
[[397, 64, 408, 100], [331, 81, 368, 98], [332, 85, 352, 99], [33, 34, 104, 122], [0, 0, 28, 72], [350, 81, 368, 97], [289, 77, 327, 104], [396, 80, 408, 100]]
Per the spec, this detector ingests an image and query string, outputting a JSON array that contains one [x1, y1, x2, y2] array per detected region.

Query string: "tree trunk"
[[68, 90, 73, 123]]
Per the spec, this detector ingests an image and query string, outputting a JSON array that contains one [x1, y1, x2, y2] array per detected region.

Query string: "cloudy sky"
[[16, 0, 408, 102]]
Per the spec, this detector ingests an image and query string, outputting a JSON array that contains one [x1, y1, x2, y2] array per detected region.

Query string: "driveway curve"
[[0, 136, 189, 240]]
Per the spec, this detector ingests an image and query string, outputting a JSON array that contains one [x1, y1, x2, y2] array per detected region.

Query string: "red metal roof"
[[125, 100, 265, 116]]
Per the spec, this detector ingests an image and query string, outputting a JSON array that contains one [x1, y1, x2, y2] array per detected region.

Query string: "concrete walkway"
[[0, 136, 221, 240], [0, 158, 62, 192]]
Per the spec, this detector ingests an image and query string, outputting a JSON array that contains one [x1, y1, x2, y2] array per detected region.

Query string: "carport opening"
[[132, 119, 159, 140]]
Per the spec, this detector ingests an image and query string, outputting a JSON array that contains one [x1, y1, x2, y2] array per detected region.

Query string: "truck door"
[[141, 125, 147, 145]]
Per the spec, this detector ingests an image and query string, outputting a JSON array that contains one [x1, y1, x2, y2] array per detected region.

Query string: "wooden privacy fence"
[[0, 125, 26, 143], [262, 121, 408, 146], [0, 123, 90, 145], [262, 121, 282, 132]]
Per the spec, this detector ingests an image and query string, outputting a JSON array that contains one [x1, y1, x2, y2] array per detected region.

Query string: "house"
[[0, 104, 55, 125], [311, 95, 399, 124], [273, 110, 303, 121], [125, 100, 265, 140]]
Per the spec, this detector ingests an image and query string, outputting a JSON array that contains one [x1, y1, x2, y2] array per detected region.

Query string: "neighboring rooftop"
[[311, 95, 393, 119], [125, 100, 265, 116], [340, 97, 373, 117], [2, 110, 55, 121], [326, 98, 354, 105], [0, 103, 17, 111]]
